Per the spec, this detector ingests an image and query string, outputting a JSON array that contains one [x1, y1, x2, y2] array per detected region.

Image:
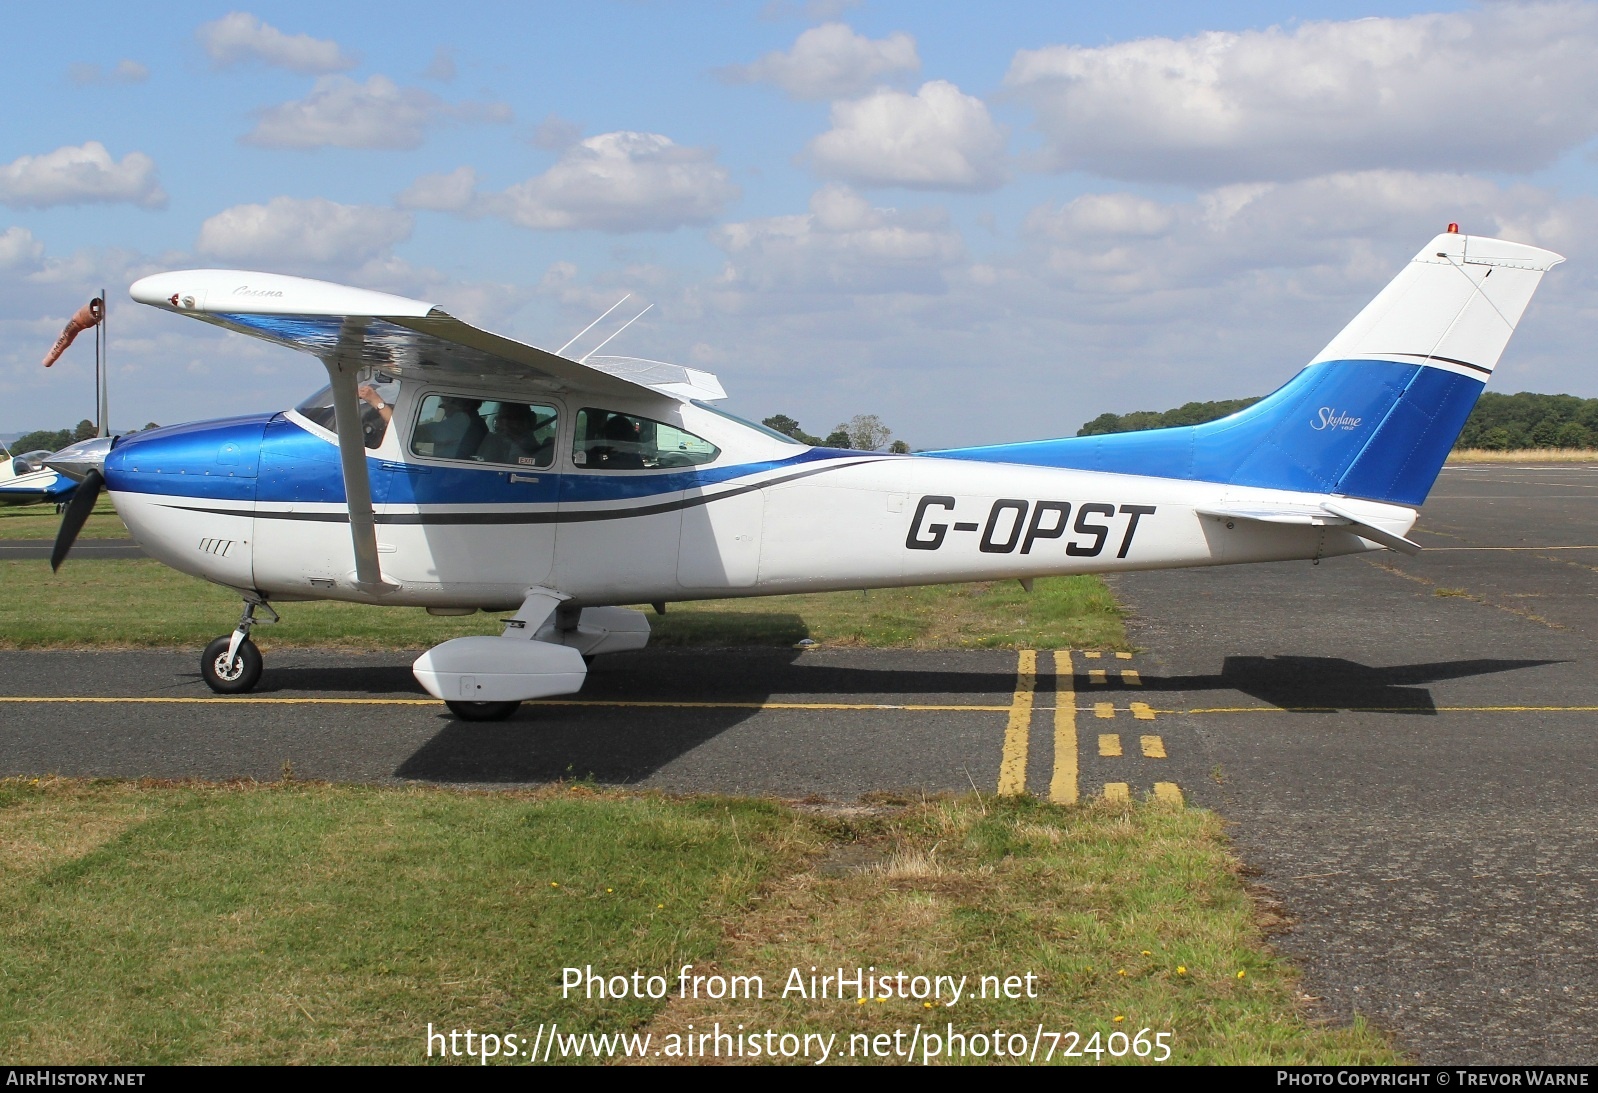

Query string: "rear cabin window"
[[572, 409, 719, 470], [410, 395, 559, 467]]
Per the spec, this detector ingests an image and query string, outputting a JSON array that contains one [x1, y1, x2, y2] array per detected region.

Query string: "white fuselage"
[[107, 385, 1408, 610]]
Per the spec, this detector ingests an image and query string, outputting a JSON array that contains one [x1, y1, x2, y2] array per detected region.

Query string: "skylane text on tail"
[[44, 228, 1562, 719]]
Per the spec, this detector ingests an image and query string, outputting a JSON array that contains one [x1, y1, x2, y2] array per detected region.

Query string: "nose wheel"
[[201, 598, 277, 695], [202, 635, 263, 693]]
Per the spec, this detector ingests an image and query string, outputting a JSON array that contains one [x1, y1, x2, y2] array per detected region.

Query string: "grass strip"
[[0, 559, 1125, 652], [0, 499, 126, 541], [0, 778, 1395, 1065]]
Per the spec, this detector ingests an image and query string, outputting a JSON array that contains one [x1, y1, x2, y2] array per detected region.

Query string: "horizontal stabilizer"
[[1198, 502, 1422, 555]]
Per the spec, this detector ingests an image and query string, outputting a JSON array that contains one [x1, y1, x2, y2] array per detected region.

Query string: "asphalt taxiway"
[[2, 463, 1596, 1063]]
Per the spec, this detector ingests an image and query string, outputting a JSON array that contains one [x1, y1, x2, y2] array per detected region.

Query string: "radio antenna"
[[580, 303, 653, 362], [556, 294, 630, 357]]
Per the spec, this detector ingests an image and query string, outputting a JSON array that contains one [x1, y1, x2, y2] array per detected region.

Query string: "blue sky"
[[5, 0, 1595, 449]]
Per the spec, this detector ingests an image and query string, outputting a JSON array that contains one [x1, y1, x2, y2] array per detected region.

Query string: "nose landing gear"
[[201, 598, 278, 694]]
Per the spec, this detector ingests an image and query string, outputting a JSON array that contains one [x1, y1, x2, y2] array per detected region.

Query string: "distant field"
[[0, 778, 1398, 1065], [0, 558, 1126, 652], [1446, 449, 1598, 463]]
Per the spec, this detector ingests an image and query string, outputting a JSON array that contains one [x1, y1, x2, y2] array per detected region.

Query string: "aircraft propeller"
[[44, 436, 116, 571], [49, 468, 104, 571]]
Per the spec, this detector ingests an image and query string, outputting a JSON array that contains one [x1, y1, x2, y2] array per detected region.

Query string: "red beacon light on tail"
[[1447, 223, 1460, 234]]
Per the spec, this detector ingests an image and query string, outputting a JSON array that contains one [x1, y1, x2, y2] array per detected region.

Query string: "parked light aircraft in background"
[[0, 445, 73, 505], [44, 228, 1562, 721]]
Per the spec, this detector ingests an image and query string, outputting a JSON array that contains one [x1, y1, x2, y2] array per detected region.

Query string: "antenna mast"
[[556, 295, 631, 357]]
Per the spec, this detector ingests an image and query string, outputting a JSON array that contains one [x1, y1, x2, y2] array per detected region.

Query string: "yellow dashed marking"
[[1103, 783, 1130, 802], [1094, 702, 1115, 719], [1049, 650, 1078, 806], [1140, 735, 1166, 759], [996, 649, 1036, 797], [1098, 733, 1122, 757], [1153, 783, 1184, 807], [1088, 669, 1107, 685], [1121, 669, 1142, 686], [1129, 702, 1155, 721], [1114, 651, 1133, 660], [1083, 651, 1101, 659]]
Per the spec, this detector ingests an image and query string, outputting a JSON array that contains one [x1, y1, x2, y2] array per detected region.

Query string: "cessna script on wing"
[[906, 496, 1156, 559]]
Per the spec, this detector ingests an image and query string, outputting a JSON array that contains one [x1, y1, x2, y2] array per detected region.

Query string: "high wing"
[[128, 268, 725, 591], [128, 269, 724, 401]]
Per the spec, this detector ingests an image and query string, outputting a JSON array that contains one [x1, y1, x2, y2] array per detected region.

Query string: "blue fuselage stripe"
[[926, 359, 1483, 506]]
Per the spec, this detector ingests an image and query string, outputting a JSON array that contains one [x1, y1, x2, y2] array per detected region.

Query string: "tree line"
[[6, 421, 160, 455], [1076, 392, 1598, 451], [762, 413, 910, 452]]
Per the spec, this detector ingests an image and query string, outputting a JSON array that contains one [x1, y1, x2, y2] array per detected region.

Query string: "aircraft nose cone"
[[45, 436, 116, 482]]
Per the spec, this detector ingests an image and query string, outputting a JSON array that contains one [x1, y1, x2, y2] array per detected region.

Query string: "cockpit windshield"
[[293, 372, 400, 449]]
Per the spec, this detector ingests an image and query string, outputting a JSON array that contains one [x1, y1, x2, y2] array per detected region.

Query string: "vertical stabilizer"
[[934, 231, 1564, 505]]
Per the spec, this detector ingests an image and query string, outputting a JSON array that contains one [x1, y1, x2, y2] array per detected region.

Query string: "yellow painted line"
[[1082, 651, 1101, 659], [1088, 669, 1107, 685], [1121, 669, 1142, 686], [1049, 650, 1078, 806], [8, 697, 1598, 717], [996, 649, 1036, 797], [0, 696, 1016, 712], [1153, 783, 1184, 807], [1140, 734, 1166, 759], [1114, 651, 1133, 660], [1098, 733, 1122, 757], [1103, 783, 1130, 802], [1160, 705, 1598, 715]]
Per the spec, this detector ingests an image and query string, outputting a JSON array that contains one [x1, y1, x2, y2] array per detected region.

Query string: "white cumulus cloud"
[[196, 197, 413, 266], [68, 59, 149, 86], [243, 75, 511, 150], [712, 184, 964, 295], [491, 132, 738, 232], [806, 80, 1006, 191], [1007, 3, 1598, 184], [198, 12, 356, 74], [0, 142, 165, 209], [721, 22, 918, 99], [0, 227, 44, 272], [397, 166, 481, 213]]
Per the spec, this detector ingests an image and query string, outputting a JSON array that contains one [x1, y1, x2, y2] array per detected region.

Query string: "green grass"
[[0, 778, 1398, 1065], [0, 559, 1125, 651], [0, 498, 126, 540]]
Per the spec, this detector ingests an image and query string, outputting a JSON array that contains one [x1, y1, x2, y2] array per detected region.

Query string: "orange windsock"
[[42, 297, 103, 368]]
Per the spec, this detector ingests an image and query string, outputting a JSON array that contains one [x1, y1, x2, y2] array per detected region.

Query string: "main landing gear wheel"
[[445, 700, 522, 722], [202, 635, 263, 694]]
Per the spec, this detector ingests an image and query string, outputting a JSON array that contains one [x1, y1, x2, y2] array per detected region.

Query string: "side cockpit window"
[[410, 395, 558, 468], [572, 409, 719, 470]]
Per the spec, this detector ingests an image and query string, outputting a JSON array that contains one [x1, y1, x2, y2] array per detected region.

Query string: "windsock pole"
[[96, 289, 107, 437]]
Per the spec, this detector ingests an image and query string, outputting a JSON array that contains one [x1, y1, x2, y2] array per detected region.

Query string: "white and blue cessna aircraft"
[[45, 228, 1561, 721]]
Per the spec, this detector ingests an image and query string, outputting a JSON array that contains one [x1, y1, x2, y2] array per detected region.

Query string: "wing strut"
[[324, 319, 396, 594]]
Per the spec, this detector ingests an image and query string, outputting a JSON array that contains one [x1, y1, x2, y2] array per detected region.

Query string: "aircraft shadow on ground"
[[394, 643, 1024, 784], [1125, 655, 1562, 714]]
